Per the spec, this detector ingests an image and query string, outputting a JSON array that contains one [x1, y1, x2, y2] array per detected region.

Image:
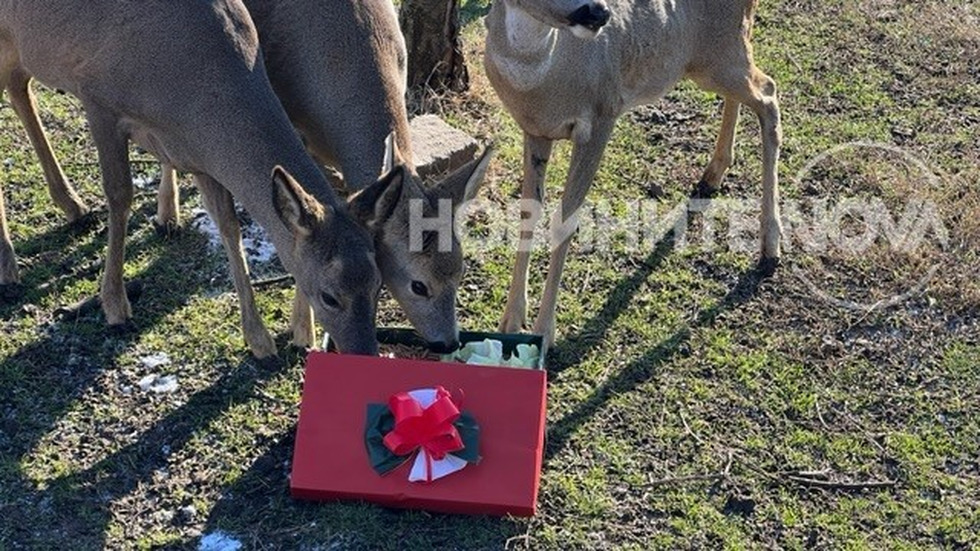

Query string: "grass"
[[1, 0, 979, 549]]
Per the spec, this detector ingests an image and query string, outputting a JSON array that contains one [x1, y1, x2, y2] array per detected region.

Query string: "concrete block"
[[409, 114, 478, 181]]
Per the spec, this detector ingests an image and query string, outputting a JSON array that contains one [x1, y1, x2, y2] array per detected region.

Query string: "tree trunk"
[[399, 0, 469, 95]]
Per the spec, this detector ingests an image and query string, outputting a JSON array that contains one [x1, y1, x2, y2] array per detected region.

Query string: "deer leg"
[[500, 133, 553, 333], [85, 103, 133, 326], [699, 64, 783, 266], [154, 163, 180, 234], [0, 164, 18, 286], [697, 98, 740, 195], [739, 68, 782, 265], [194, 174, 277, 359], [8, 70, 88, 222], [532, 122, 614, 348], [290, 291, 315, 348], [0, 75, 18, 287]]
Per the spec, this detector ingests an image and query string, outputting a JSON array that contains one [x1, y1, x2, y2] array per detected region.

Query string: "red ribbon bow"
[[382, 386, 464, 461]]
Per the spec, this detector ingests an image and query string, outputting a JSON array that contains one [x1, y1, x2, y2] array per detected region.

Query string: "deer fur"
[[6, 0, 490, 352], [0, 0, 385, 356], [485, 0, 783, 346], [244, 0, 492, 351]]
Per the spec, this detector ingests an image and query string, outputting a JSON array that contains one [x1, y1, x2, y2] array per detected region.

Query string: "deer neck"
[[505, 4, 557, 56], [206, 126, 336, 268], [489, 3, 559, 91]]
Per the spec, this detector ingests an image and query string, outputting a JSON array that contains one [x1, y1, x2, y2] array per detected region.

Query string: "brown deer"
[[485, 0, 783, 347], [241, 0, 492, 352], [0, 0, 387, 356], [5, 0, 490, 353]]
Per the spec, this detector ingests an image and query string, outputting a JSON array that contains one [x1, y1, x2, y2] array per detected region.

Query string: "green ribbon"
[[365, 403, 481, 477]]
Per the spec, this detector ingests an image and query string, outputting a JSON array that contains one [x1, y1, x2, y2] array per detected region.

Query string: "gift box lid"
[[291, 351, 547, 517]]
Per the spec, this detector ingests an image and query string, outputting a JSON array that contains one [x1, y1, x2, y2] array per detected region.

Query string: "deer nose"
[[568, 2, 611, 31], [427, 338, 460, 355]]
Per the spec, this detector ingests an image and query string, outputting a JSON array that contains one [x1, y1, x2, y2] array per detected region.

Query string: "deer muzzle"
[[568, 1, 611, 32]]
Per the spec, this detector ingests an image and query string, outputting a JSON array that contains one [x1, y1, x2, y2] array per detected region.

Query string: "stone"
[[409, 114, 478, 181]]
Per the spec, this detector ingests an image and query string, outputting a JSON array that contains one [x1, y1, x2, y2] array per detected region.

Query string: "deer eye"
[[410, 280, 429, 298], [321, 292, 340, 309]]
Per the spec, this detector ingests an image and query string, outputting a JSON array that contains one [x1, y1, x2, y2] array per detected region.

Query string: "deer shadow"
[[0, 209, 106, 317], [0, 351, 287, 548], [0, 195, 192, 318], [546, 233, 677, 372], [0, 214, 255, 547], [200, 429, 529, 550], [544, 264, 767, 460]]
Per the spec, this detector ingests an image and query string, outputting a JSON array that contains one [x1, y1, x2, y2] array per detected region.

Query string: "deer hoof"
[[68, 211, 97, 231], [498, 313, 525, 334], [289, 320, 315, 349], [254, 353, 285, 372], [692, 179, 720, 199], [64, 203, 91, 225], [248, 330, 279, 360], [153, 217, 181, 238], [757, 256, 780, 277], [531, 319, 556, 351], [107, 319, 138, 335], [0, 282, 25, 302]]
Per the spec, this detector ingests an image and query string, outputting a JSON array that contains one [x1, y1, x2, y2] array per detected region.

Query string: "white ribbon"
[[404, 388, 468, 483]]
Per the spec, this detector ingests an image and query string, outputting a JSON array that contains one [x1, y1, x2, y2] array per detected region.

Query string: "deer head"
[[273, 167, 382, 355], [507, 0, 611, 37], [349, 144, 493, 353]]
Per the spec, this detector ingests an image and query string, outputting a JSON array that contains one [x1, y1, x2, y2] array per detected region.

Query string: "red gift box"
[[290, 351, 547, 516]]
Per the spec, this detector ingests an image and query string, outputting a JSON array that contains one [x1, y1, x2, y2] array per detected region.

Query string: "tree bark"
[[399, 0, 469, 95]]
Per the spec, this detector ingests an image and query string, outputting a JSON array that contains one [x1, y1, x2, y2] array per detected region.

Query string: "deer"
[[484, 0, 783, 347], [3, 0, 491, 353], [0, 0, 388, 357], [211, 0, 493, 353]]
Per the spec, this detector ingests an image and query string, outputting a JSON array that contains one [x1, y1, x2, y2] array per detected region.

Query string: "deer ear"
[[382, 132, 397, 174], [381, 131, 411, 175], [272, 166, 326, 237], [428, 147, 494, 207], [348, 165, 406, 231]]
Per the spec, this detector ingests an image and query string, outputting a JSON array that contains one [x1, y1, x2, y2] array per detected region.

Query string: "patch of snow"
[[152, 509, 175, 524], [132, 173, 158, 190], [199, 531, 243, 551], [179, 504, 197, 520], [191, 207, 278, 265], [190, 208, 221, 245], [243, 225, 278, 264], [139, 352, 171, 370], [138, 374, 179, 393], [328, 535, 360, 550]]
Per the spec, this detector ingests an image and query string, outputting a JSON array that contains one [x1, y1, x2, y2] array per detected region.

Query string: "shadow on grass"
[[0, 210, 106, 318], [0, 223, 227, 547], [546, 234, 677, 372], [0, 196, 188, 318], [1, 354, 284, 547], [544, 265, 768, 460], [460, 0, 492, 26], [201, 430, 528, 550]]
